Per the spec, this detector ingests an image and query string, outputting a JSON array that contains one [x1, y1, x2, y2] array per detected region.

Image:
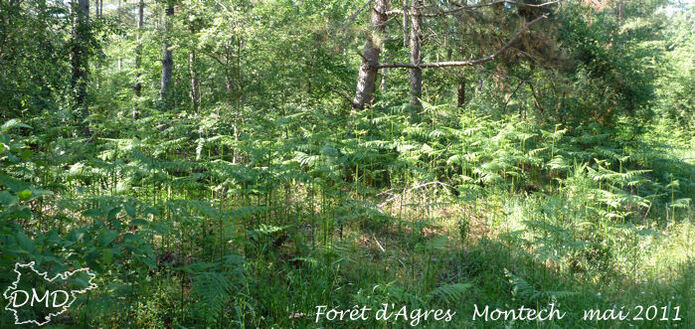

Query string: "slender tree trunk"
[[117, 0, 122, 70], [457, 70, 466, 108], [380, 49, 387, 91], [160, 0, 174, 108], [187, 13, 200, 113], [135, 0, 144, 97], [189, 50, 199, 112], [225, 67, 233, 102], [380, 68, 387, 91], [352, 0, 389, 109], [402, 0, 408, 47], [94, 0, 100, 90], [134, 0, 144, 119], [408, 0, 422, 108], [71, 0, 90, 136]]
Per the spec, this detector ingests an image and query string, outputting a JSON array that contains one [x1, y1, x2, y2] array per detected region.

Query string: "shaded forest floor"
[[2, 108, 695, 328], [268, 192, 695, 328]]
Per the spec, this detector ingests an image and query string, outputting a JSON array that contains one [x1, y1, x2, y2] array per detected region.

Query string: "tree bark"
[[402, 0, 408, 47], [189, 50, 199, 112], [352, 0, 389, 109], [117, 0, 122, 70], [380, 67, 387, 91], [71, 0, 90, 136], [135, 0, 144, 97], [134, 0, 144, 119], [94, 0, 100, 90], [160, 0, 174, 108], [457, 70, 466, 108], [408, 0, 422, 108]]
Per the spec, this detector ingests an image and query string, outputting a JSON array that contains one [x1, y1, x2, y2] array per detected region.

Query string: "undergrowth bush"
[[2, 101, 693, 327]]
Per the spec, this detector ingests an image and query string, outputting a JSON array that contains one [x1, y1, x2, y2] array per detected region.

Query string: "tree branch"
[[344, 0, 373, 30], [426, 0, 560, 17], [356, 50, 369, 61], [528, 81, 545, 113], [378, 13, 547, 69], [386, 0, 561, 17]]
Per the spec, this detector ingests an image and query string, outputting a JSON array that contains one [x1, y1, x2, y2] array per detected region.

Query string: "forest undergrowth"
[[2, 101, 693, 328]]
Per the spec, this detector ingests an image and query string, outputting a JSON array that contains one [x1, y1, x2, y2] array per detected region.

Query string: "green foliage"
[[655, 4, 695, 128], [1, 0, 695, 328]]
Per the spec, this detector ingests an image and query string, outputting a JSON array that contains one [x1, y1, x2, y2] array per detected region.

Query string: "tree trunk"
[[187, 10, 200, 113], [94, 0, 100, 90], [135, 0, 144, 97], [408, 0, 422, 108], [457, 70, 466, 108], [402, 0, 408, 47], [189, 50, 199, 112], [352, 0, 389, 109], [380, 68, 387, 91], [134, 0, 144, 119], [71, 0, 90, 136], [160, 0, 174, 108], [117, 0, 122, 70]]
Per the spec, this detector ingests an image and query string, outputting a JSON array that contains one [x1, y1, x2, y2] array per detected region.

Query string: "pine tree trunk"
[[352, 0, 388, 109], [94, 0, 100, 90], [134, 0, 144, 119], [160, 1, 174, 108], [457, 70, 466, 108], [71, 0, 90, 136], [189, 50, 199, 112], [117, 0, 122, 70], [402, 0, 408, 47], [408, 0, 422, 109], [380, 67, 387, 91]]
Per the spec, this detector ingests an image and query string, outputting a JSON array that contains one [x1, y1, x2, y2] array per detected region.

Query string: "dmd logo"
[[3, 262, 97, 326]]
